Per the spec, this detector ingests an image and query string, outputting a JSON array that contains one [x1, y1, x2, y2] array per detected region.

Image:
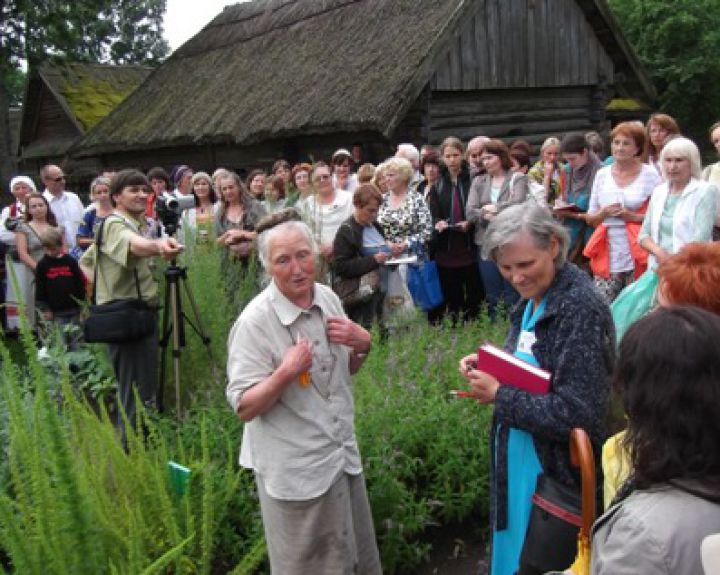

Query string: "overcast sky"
[[164, 0, 242, 51]]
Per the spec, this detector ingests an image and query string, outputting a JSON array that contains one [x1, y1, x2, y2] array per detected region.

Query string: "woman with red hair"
[[582, 122, 661, 303], [656, 242, 720, 314]]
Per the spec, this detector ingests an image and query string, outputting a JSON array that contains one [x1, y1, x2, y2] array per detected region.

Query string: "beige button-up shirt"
[[80, 213, 157, 305], [226, 281, 362, 501]]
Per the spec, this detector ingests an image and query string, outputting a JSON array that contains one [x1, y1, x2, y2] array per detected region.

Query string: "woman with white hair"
[[638, 137, 716, 268], [377, 156, 432, 255], [226, 210, 381, 574], [528, 137, 566, 206], [458, 203, 613, 575]]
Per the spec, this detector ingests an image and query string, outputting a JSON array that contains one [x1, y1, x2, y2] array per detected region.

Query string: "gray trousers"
[[107, 321, 158, 432], [256, 472, 382, 575]]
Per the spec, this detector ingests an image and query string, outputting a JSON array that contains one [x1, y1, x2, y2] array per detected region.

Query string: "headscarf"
[[173, 165, 193, 186], [567, 151, 603, 199], [9, 176, 37, 195]]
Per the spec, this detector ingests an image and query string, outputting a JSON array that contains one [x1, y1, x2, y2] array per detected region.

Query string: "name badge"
[[517, 330, 536, 355]]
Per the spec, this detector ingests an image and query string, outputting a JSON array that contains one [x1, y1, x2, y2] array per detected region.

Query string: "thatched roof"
[[19, 62, 151, 159], [73, 0, 653, 158]]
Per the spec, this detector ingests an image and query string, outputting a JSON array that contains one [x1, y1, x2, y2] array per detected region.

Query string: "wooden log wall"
[[437, 87, 593, 145], [396, 85, 604, 150]]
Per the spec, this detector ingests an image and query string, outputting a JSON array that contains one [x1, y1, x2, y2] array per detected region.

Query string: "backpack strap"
[[91, 215, 143, 305]]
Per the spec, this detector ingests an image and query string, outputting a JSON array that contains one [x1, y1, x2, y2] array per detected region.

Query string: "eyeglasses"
[[52, 175, 65, 182], [313, 174, 331, 182]]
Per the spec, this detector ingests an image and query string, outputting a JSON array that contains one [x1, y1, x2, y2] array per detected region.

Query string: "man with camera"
[[81, 169, 182, 434]]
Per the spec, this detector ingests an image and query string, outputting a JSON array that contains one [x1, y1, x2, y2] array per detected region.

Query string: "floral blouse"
[[377, 190, 433, 247]]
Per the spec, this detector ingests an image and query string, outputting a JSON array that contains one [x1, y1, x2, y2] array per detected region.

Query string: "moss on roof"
[[62, 78, 138, 131], [606, 98, 649, 112], [40, 62, 151, 132]]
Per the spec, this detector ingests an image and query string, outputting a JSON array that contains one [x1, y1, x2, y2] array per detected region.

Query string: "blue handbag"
[[406, 242, 444, 311]]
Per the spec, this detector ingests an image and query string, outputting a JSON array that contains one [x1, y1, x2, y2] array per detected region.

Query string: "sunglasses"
[[52, 176, 65, 182]]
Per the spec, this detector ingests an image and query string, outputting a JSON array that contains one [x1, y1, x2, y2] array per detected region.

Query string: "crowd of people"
[[2, 112, 720, 574]]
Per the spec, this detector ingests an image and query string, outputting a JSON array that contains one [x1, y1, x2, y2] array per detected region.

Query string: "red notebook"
[[476, 342, 551, 394]]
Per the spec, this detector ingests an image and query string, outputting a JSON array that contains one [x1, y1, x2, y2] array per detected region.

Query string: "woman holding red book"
[[459, 203, 614, 575]]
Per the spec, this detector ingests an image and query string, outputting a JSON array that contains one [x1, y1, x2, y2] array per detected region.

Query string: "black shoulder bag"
[[83, 217, 157, 344]]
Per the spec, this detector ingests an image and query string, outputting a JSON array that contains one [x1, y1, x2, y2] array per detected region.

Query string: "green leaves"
[[609, 0, 720, 139], [1, 0, 170, 69]]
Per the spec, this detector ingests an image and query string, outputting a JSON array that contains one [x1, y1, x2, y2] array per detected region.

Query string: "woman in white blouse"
[[296, 162, 354, 282], [582, 122, 661, 303]]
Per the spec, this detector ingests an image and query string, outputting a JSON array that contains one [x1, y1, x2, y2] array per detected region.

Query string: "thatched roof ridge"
[[176, 0, 361, 57], [73, 0, 471, 157]]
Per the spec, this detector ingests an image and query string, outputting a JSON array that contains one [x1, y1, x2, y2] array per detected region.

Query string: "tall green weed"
[[0, 319, 260, 574], [158, 243, 263, 412]]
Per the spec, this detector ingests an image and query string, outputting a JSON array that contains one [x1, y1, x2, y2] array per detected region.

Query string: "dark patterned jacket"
[[491, 263, 615, 529]]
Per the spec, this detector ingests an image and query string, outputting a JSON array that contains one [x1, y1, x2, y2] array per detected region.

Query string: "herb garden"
[[0, 245, 506, 574]]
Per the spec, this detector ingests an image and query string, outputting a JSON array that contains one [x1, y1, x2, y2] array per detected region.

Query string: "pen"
[[449, 390, 474, 399]]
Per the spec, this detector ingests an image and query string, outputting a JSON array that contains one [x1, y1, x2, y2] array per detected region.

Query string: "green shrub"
[[354, 315, 506, 573]]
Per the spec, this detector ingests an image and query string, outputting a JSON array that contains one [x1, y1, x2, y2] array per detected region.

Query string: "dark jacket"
[[332, 217, 384, 279], [426, 163, 475, 257], [491, 263, 615, 529]]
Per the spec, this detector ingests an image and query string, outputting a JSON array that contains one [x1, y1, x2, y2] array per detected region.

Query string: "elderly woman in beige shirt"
[[225, 211, 381, 575]]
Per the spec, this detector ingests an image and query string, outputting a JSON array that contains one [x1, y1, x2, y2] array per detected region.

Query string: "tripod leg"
[[157, 275, 173, 412], [169, 278, 184, 418]]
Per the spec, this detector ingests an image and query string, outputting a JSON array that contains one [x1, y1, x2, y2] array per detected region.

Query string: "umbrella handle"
[[570, 428, 596, 539]]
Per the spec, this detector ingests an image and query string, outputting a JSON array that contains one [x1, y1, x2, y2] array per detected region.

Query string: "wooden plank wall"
[[34, 86, 81, 142], [433, 0, 614, 90]]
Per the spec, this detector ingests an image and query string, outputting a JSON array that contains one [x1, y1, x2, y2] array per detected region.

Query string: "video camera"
[[155, 191, 196, 236]]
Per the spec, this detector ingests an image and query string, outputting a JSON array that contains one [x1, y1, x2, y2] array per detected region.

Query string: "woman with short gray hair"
[[226, 210, 381, 574], [459, 202, 614, 575]]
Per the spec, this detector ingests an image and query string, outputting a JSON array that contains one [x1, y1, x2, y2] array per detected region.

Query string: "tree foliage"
[[609, 0, 720, 141], [0, 0, 169, 189], [1, 0, 169, 69]]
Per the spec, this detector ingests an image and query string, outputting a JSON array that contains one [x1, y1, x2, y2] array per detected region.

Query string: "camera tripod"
[[158, 260, 217, 416]]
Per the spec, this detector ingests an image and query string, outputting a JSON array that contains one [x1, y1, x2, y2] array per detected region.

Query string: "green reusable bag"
[[611, 269, 659, 345]]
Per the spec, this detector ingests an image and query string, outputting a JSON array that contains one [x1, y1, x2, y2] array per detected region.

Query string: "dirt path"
[[415, 521, 489, 575]]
